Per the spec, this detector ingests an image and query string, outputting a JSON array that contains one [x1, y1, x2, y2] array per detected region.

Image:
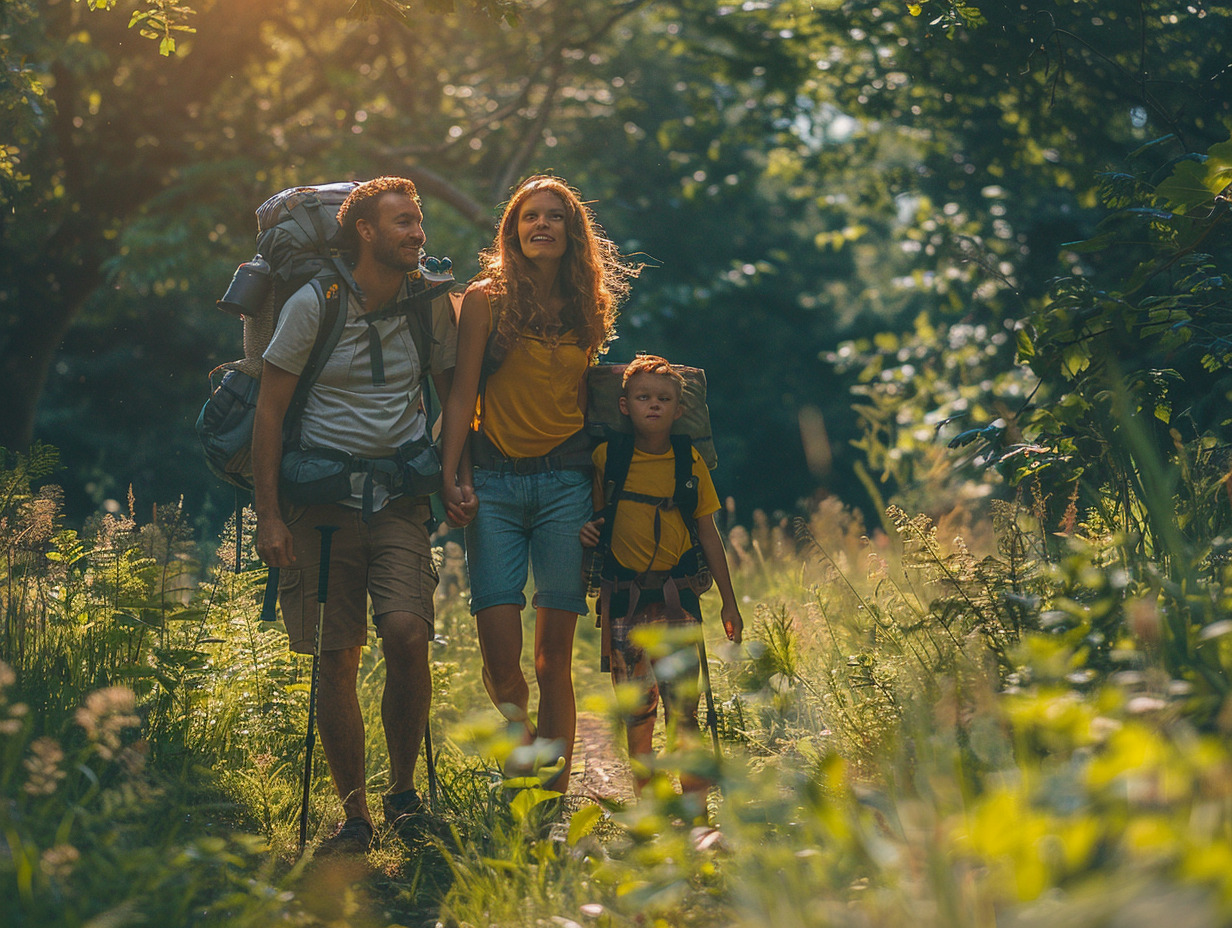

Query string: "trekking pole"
[[423, 697, 440, 810], [260, 568, 280, 622], [299, 524, 338, 855], [422, 625, 440, 810], [696, 631, 722, 761]]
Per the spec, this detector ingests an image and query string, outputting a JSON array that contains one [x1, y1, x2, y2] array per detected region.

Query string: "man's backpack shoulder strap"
[[403, 293, 436, 386], [282, 275, 348, 445]]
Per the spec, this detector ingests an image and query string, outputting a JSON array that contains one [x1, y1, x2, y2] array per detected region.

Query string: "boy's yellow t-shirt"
[[592, 442, 720, 572]]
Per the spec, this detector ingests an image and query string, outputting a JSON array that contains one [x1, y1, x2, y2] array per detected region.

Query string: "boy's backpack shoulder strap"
[[669, 433, 699, 527], [602, 432, 637, 505], [282, 274, 348, 446], [596, 432, 635, 552]]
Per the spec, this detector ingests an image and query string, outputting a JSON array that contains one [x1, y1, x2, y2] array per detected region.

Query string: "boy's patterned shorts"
[[610, 601, 702, 726]]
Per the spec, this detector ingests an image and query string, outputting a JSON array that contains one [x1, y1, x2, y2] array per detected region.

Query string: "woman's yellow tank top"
[[479, 296, 589, 459]]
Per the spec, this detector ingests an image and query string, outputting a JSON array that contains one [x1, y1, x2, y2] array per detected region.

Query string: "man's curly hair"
[[335, 176, 420, 253], [477, 175, 640, 362]]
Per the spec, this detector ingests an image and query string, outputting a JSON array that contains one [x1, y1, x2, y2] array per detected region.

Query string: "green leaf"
[[509, 787, 558, 823], [1060, 230, 1119, 254], [1128, 134, 1176, 159], [1015, 326, 1035, 361], [1062, 343, 1091, 378], [1156, 159, 1213, 211], [566, 804, 603, 845]]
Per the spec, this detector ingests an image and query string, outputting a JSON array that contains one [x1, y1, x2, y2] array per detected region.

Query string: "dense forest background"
[[6, 0, 1228, 533]]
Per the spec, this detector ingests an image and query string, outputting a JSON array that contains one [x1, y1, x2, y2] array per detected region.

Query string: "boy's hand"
[[721, 602, 743, 644], [579, 518, 603, 548]]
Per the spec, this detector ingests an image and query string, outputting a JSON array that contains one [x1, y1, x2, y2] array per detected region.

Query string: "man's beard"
[[372, 237, 420, 272]]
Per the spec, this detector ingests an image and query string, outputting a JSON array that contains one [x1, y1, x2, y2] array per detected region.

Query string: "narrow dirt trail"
[[571, 711, 634, 804]]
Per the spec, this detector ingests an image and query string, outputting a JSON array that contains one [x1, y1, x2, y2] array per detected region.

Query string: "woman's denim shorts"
[[464, 466, 592, 616]]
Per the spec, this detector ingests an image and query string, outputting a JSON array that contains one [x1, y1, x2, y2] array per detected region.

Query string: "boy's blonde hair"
[[622, 354, 685, 398]]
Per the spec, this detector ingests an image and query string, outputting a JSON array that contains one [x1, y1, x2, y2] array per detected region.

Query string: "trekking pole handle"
[[315, 526, 339, 603], [260, 567, 280, 622]]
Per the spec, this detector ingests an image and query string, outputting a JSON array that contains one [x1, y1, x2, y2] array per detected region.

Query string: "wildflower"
[[24, 737, 67, 795], [0, 701, 28, 736], [40, 844, 80, 881], [18, 489, 60, 547], [116, 739, 149, 778], [1127, 695, 1168, 715], [0, 660, 15, 690], [866, 551, 888, 581], [75, 686, 140, 760]]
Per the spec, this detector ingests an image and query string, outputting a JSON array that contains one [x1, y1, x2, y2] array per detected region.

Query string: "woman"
[[440, 175, 637, 791]]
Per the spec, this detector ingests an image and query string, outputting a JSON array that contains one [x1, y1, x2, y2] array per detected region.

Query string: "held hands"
[[256, 516, 296, 568], [579, 517, 604, 548], [443, 480, 478, 528]]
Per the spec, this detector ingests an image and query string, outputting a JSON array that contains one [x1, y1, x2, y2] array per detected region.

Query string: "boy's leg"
[[609, 630, 660, 796], [663, 683, 708, 798], [658, 632, 710, 805]]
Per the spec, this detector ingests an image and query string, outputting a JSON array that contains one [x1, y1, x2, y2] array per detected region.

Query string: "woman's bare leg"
[[533, 606, 578, 792]]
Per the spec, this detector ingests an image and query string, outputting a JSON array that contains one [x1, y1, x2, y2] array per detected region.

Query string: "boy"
[[580, 354, 743, 809]]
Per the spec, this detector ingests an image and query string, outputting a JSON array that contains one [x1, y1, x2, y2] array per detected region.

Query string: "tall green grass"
[[3, 442, 1231, 926]]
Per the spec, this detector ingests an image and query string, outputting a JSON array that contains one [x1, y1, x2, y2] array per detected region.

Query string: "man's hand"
[[443, 481, 478, 527], [257, 515, 296, 568], [720, 602, 743, 644], [579, 517, 604, 548]]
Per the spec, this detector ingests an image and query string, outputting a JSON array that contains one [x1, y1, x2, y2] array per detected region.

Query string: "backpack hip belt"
[[280, 433, 441, 520], [597, 567, 709, 674]]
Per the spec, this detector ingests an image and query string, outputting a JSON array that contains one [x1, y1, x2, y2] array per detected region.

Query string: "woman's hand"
[[443, 480, 478, 527]]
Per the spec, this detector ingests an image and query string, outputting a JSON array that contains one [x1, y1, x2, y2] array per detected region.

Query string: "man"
[[253, 176, 474, 855]]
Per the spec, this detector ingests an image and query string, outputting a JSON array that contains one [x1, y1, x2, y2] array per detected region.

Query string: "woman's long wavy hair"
[[478, 175, 639, 361]]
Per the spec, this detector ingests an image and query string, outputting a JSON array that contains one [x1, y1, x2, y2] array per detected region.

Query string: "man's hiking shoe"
[[315, 817, 376, 857], [382, 788, 434, 843]]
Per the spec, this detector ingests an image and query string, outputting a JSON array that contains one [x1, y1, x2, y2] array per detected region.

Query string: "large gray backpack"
[[197, 182, 452, 491]]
